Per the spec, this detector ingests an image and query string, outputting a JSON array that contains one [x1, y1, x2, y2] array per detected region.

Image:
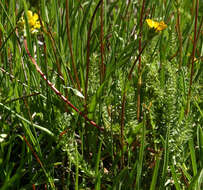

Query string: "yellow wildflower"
[[146, 19, 167, 32], [18, 10, 41, 34]]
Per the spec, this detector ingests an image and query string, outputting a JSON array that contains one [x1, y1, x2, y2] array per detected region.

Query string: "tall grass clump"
[[0, 0, 202, 189]]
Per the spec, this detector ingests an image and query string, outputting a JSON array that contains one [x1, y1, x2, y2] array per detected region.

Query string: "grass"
[[0, 0, 203, 189]]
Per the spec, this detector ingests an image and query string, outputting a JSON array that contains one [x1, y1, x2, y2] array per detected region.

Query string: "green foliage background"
[[0, 0, 202, 189]]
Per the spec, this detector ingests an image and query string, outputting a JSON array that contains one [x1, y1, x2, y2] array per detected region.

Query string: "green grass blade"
[[135, 119, 146, 190], [170, 163, 181, 190], [0, 102, 54, 136], [189, 139, 197, 176], [150, 155, 161, 190], [198, 126, 203, 167]]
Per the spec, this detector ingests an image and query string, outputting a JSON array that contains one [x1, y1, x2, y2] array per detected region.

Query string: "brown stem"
[[42, 26, 70, 112], [65, 0, 81, 91], [23, 135, 44, 175], [119, 0, 132, 168], [32, 184, 36, 190], [5, 92, 40, 104], [24, 39, 104, 131], [100, 0, 105, 83], [128, 41, 147, 80], [176, 6, 183, 69], [186, 0, 199, 116], [137, 0, 145, 121], [85, 0, 102, 101], [46, 25, 66, 84], [23, 135, 56, 189]]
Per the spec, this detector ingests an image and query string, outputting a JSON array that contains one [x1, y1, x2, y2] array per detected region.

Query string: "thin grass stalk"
[[5, 92, 40, 104], [179, 168, 189, 188], [198, 126, 203, 168], [45, 25, 65, 85], [135, 117, 146, 190], [75, 147, 79, 190], [0, 102, 54, 136], [186, 0, 199, 116], [0, 67, 44, 98], [128, 41, 147, 80], [170, 163, 181, 190], [100, 0, 105, 83], [120, 38, 147, 168], [22, 94, 42, 156], [189, 139, 198, 176], [23, 39, 104, 131], [65, 0, 81, 91], [43, 25, 70, 112], [23, 135, 56, 189], [175, 2, 183, 69], [191, 0, 196, 19], [137, 0, 145, 121], [23, 135, 44, 173], [41, 27, 75, 90], [95, 141, 102, 189], [85, 0, 102, 101], [0, 27, 16, 53], [159, 127, 170, 189], [150, 155, 161, 190], [119, 0, 132, 168], [16, 32, 28, 81], [0, 26, 2, 56], [124, 0, 131, 18], [120, 91, 126, 168], [196, 17, 203, 45], [120, 37, 147, 170]]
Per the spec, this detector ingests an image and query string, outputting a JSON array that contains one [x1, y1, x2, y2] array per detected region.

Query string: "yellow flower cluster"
[[18, 10, 41, 34], [146, 19, 167, 32]]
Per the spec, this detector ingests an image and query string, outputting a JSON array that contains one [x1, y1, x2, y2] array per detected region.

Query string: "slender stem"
[[100, 0, 105, 83], [23, 135, 56, 189], [176, 5, 183, 69], [23, 135, 44, 174], [186, 0, 199, 116], [39, 14, 76, 90], [24, 39, 104, 131], [44, 25, 70, 112], [120, 91, 126, 168], [46, 25, 65, 84], [128, 41, 148, 80], [85, 0, 102, 101], [65, 0, 81, 91], [119, 0, 132, 169], [191, 0, 196, 19], [137, 0, 145, 121], [5, 92, 40, 104]]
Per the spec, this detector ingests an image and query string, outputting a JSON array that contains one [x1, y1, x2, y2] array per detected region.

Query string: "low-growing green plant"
[[0, 0, 202, 189]]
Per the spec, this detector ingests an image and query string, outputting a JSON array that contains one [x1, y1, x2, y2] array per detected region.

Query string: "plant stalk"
[[65, 0, 81, 91], [186, 0, 199, 116]]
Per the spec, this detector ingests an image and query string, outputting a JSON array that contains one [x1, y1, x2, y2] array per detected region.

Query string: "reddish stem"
[[65, 0, 81, 91], [24, 39, 104, 131], [100, 0, 105, 83], [23, 135, 44, 169], [32, 184, 36, 190], [137, 0, 145, 121], [85, 0, 102, 101], [186, 0, 199, 116]]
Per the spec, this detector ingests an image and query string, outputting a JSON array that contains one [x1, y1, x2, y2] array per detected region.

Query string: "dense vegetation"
[[0, 0, 202, 189]]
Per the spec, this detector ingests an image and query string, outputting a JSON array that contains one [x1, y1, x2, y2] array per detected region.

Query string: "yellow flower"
[[18, 10, 41, 34], [146, 19, 167, 32]]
